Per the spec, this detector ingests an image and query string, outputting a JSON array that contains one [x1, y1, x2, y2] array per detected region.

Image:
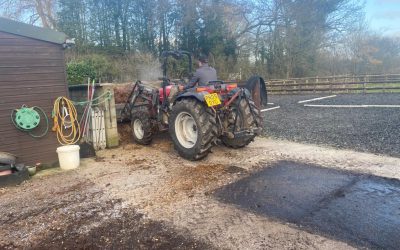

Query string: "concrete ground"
[[1, 131, 400, 249]]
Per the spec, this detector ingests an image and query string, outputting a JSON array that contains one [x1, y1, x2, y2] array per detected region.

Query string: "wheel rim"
[[133, 119, 144, 140], [175, 112, 198, 149]]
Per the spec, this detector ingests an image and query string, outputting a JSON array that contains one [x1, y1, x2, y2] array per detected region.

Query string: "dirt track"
[[1, 131, 400, 249]]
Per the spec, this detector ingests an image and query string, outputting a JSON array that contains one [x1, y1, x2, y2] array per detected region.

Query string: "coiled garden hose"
[[52, 97, 81, 145], [10, 105, 49, 138]]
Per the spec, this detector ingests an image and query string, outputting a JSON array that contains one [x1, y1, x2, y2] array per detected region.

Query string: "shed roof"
[[0, 17, 67, 45]]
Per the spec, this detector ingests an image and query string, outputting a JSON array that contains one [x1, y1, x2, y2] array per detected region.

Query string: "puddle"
[[214, 161, 400, 249]]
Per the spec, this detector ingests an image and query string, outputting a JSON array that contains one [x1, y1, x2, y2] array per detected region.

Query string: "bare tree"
[[0, 0, 56, 29]]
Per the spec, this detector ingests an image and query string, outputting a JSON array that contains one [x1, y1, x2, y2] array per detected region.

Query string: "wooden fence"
[[267, 74, 400, 94]]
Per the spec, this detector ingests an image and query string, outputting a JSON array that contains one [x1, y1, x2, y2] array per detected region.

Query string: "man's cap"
[[198, 54, 208, 63]]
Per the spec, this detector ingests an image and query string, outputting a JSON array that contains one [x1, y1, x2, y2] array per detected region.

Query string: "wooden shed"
[[0, 17, 69, 166]]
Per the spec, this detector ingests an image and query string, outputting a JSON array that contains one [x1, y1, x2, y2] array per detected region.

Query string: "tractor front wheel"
[[169, 98, 217, 160], [131, 110, 153, 145]]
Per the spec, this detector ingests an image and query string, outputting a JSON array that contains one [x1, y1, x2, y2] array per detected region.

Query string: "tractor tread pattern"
[[169, 99, 218, 160], [223, 98, 262, 149], [131, 109, 153, 145]]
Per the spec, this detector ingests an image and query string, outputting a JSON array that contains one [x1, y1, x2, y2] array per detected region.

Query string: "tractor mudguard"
[[245, 76, 268, 108], [175, 91, 207, 103]]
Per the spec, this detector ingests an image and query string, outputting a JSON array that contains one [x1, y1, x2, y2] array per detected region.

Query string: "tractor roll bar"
[[161, 50, 192, 78]]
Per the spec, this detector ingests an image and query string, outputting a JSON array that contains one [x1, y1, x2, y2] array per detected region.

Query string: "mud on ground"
[[118, 122, 133, 145], [1, 133, 400, 249]]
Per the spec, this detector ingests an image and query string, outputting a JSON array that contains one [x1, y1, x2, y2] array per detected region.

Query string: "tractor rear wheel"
[[222, 98, 261, 148], [169, 98, 218, 160], [131, 109, 153, 145]]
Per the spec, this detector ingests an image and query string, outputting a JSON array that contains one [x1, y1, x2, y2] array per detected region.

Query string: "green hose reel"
[[11, 105, 49, 138], [14, 107, 41, 130]]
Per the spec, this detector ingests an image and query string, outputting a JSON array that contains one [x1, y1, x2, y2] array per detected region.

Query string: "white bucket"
[[56, 145, 80, 170]]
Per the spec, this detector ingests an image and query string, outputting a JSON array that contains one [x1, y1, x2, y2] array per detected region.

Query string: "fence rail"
[[267, 74, 400, 94]]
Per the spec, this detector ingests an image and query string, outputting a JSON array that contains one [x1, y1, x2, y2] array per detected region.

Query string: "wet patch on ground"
[[31, 209, 212, 250], [0, 179, 211, 250], [214, 161, 400, 249]]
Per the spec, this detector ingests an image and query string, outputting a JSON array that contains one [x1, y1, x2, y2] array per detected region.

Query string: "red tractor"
[[121, 51, 263, 160]]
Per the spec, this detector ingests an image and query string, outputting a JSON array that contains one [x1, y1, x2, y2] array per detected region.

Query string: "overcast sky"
[[365, 0, 400, 36]]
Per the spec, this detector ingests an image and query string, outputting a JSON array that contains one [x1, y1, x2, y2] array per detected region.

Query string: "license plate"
[[204, 93, 221, 107]]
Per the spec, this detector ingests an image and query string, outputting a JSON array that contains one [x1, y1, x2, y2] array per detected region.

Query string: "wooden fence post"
[[332, 76, 336, 93], [363, 76, 367, 94], [327, 78, 331, 93], [384, 74, 388, 93], [283, 80, 286, 94]]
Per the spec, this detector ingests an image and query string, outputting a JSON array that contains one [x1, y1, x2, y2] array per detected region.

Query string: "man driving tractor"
[[180, 54, 217, 90], [169, 54, 217, 101]]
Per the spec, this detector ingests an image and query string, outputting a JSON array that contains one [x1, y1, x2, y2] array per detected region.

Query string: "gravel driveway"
[[264, 93, 400, 157]]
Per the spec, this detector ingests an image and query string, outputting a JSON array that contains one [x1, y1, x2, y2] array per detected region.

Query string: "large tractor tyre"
[[131, 110, 153, 145], [169, 98, 218, 160], [222, 98, 262, 149]]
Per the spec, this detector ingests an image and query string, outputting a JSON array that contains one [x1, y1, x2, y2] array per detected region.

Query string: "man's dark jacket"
[[184, 63, 217, 90]]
